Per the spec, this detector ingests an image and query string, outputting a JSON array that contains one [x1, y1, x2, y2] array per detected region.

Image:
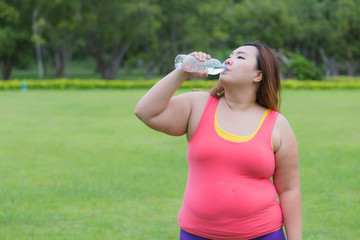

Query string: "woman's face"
[[219, 45, 261, 85]]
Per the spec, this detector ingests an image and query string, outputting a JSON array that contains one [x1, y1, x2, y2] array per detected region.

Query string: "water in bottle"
[[174, 54, 225, 75]]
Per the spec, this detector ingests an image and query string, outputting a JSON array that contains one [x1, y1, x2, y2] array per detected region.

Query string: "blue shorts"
[[179, 228, 286, 240]]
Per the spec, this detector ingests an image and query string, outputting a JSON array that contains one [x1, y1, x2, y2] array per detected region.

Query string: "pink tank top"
[[178, 96, 283, 240]]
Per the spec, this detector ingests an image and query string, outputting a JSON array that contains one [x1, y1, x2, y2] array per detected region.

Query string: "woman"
[[135, 41, 302, 240]]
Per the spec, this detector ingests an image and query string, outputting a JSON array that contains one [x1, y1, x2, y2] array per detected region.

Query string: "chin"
[[219, 75, 227, 83], [219, 76, 232, 85]]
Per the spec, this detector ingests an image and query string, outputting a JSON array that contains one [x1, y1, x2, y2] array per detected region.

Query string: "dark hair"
[[210, 41, 281, 112]]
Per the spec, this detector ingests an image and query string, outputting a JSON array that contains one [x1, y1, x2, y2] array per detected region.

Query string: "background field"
[[0, 89, 359, 239]]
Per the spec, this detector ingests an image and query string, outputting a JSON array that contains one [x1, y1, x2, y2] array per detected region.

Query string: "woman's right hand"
[[180, 51, 211, 79]]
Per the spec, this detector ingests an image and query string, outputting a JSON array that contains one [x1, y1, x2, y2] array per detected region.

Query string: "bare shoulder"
[[168, 91, 209, 111], [275, 113, 291, 128], [188, 91, 210, 110], [176, 90, 210, 101], [191, 91, 211, 104], [272, 113, 297, 153], [173, 91, 210, 108]]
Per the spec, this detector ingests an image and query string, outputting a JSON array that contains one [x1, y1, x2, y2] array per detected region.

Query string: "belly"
[[182, 176, 278, 220]]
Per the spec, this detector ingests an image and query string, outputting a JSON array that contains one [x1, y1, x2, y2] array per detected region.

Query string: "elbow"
[[134, 104, 144, 121], [134, 104, 153, 124]]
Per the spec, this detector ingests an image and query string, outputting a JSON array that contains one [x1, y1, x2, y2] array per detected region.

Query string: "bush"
[[283, 54, 324, 80], [281, 80, 360, 89], [0, 79, 359, 90]]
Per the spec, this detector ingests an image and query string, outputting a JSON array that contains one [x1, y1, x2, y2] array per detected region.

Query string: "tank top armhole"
[[269, 110, 280, 153], [188, 95, 218, 143]]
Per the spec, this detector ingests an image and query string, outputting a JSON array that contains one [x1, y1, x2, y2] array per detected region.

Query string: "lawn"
[[0, 89, 359, 239]]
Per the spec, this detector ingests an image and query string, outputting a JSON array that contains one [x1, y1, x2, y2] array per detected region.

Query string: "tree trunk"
[[319, 48, 343, 76], [35, 35, 43, 80], [145, 60, 156, 80], [95, 53, 106, 74], [1, 55, 12, 80], [319, 48, 331, 77], [346, 61, 355, 76], [274, 49, 290, 80], [102, 62, 117, 80], [54, 49, 66, 78], [32, 9, 44, 80], [100, 44, 130, 80], [332, 62, 341, 76], [43, 47, 49, 77], [54, 52, 61, 77], [64, 47, 72, 79]]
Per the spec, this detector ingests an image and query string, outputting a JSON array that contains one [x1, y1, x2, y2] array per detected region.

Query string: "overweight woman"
[[135, 41, 302, 240]]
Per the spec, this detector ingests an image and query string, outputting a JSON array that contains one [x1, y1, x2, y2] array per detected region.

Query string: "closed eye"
[[227, 55, 245, 60]]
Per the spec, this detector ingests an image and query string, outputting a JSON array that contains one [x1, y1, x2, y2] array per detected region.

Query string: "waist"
[[178, 177, 283, 239], [179, 204, 283, 240]]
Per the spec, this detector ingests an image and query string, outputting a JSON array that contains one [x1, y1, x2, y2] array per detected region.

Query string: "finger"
[[190, 72, 208, 79], [198, 52, 208, 62], [190, 52, 210, 62]]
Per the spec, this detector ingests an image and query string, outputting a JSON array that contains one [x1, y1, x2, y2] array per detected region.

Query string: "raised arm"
[[273, 114, 302, 240], [135, 52, 210, 136]]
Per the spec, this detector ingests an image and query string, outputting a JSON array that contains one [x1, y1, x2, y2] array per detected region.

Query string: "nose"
[[224, 58, 232, 65]]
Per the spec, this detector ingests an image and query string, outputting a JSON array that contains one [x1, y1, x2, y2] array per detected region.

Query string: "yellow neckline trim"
[[215, 109, 270, 142]]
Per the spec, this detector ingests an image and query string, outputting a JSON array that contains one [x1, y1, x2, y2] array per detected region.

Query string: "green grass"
[[0, 89, 359, 239]]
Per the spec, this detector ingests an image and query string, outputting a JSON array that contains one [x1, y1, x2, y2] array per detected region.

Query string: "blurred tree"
[[272, 0, 340, 76], [0, 0, 33, 80], [32, 8, 45, 80], [281, 0, 360, 76], [2, 0, 358, 80], [81, 0, 160, 80], [316, 0, 343, 76], [283, 0, 332, 57], [137, 0, 233, 79], [124, 0, 161, 80], [35, 0, 84, 78], [225, 0, 298, 49], [334, 0, 360, 76]]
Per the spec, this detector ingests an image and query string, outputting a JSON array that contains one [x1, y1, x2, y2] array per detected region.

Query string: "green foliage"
[[0, 2, 18, 54], [335, 0, 360, 60], [0, 1, 19, 24], [0, 0, 33, 79], [2, 0, 360, 80], [283, 54, 324, 80], [80, 0, 161, 79], [1, 79, 360, 90], [0, 79, 213, 90], [281, 80, 360, 89], [231, 0, 298, 49]]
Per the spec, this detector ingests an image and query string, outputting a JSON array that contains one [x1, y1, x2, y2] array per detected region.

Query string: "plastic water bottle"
[[174, 54, 226, 75]]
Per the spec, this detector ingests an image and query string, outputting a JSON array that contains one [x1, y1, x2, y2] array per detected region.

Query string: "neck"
[[222, 83, 258, 111]]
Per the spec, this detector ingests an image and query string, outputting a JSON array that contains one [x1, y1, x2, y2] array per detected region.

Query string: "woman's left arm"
[[273, 114, 302, 240]]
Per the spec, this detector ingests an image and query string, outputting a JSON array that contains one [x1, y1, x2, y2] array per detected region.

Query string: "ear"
[[253, 71, 262, 83]]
